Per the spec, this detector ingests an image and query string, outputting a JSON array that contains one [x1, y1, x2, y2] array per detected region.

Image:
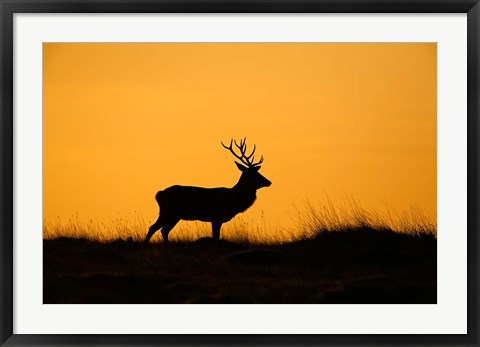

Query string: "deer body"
[[156, 185, 257, 224], [145, 139, 271, 243]]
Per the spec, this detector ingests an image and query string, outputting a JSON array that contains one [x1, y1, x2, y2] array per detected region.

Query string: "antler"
[[221, 137, 264, 168]]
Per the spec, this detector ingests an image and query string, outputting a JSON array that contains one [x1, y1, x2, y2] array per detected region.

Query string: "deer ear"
[[235, 162, 248, 172], [253, 166, 261, 172]]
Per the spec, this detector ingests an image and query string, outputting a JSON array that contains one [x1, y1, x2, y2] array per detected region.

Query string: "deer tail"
[[155, 190, 165, 204]]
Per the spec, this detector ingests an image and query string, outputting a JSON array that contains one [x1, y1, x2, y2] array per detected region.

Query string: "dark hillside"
[[44, 228, 436, 304]]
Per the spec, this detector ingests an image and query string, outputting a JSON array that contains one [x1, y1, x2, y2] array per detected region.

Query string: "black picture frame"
[[1, 1, 479, 346]]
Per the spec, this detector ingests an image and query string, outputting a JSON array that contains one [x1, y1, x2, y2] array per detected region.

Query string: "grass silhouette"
[[44, 198, 435, 244], [43, 201, 436, 304]]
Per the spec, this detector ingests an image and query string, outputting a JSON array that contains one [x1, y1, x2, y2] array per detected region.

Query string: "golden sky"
[[43, 43, 436, 232]]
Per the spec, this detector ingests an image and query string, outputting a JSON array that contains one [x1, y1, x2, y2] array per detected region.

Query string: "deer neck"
[[232, 179, 257, 197], [230, 180, 257, 213]]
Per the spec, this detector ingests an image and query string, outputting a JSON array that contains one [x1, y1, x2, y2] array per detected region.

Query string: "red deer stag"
[[145, 138, 271, 243]]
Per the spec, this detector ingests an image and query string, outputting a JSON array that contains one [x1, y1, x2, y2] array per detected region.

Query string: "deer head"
[[221, 138, 272, 190]]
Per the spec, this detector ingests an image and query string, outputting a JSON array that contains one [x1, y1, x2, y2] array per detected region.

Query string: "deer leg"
[[161, 219, 180, 243], [212, 222, 222, 240], [145, 216, 164, 243]]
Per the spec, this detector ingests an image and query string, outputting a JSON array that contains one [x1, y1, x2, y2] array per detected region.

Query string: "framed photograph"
[[1, 0, 479, 346]]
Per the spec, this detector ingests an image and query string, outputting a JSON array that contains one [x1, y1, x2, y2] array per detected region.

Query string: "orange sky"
[[43, 43, 436, 232]]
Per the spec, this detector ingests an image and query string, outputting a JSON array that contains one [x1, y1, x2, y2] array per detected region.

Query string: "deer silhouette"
[[145, 138, 271, 243]]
